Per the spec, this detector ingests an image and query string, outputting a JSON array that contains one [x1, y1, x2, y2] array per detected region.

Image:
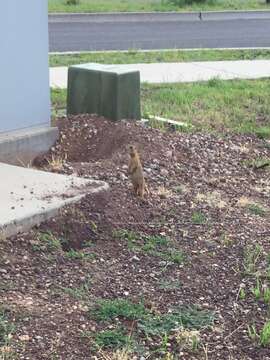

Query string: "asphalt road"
[[49, 12, 270, 52]]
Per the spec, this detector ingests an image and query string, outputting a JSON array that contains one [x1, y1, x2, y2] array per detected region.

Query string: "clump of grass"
[[32, 231, 62, 253], [47, 154, 66, 172], [248, 321, 270, 347], [176, 327, 200, 352], [98, 347, 132, 360], [158, 279, 182, 291], [243, 244, 263, 276], [92, 299, 147, 322], [95, 328, 131, 350], [251, 278, 262, 300], [255, 126, 270, 139], [114, 230, 185, 264], [260, 321, 270, 347], [59, 278, 91, 301], [65, 249, 94, 260], [138, 306, 215, 337], [248, 203, 266, 217], [191, 211, 207, 225]]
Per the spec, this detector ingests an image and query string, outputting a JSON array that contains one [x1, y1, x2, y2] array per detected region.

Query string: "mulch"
[[1, 114, 270, 359]]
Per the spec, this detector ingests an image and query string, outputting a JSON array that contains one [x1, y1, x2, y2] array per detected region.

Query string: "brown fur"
[[128, 145, 148, 198]]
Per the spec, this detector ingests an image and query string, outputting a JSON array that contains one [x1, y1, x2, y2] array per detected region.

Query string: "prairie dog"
[[128, 145, 148, 198]]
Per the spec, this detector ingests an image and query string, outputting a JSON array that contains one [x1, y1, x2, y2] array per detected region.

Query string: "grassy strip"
[[50, 49, 270, 67], [48, 0, 270, 13], [51, 78, 270, 136]]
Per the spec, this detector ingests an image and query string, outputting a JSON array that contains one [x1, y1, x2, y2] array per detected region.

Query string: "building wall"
[[0, 1, 50, 133]]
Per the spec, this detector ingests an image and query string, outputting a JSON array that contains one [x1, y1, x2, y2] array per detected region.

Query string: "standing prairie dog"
[[128, 145, 148, 198]]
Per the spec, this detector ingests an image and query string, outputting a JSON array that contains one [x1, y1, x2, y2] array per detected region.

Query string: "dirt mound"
[[38, 114, 179, 167]]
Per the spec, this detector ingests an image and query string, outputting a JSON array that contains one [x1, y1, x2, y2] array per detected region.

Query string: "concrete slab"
[[0, 126, 59, 166], [50, 60, 270, 88], [0, 163, 108, 239]]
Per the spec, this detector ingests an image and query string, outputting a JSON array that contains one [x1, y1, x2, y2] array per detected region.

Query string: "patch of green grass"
[[138, 306, 215, 337], [260, 321, 270, 347], [48, 0, 270, 13], [95, 328, 131, 349], [65, 249, 94, 260], [248, 321, 270, 347], [255, 126, 270, 139], [50, 49, 270, 68], [113, 230, 184, 264], [32, 231, 62, 253], [141, 235, 169, 251], [142, 79, 270, 134], [51, 78, 270, 135], [191, 211, 207, 225], [248, 203, 266, 217], [251, 278, 262, 300], [92, 299, 148, 322], [153, 249, 185, 264], [243, 157, 270, 170]]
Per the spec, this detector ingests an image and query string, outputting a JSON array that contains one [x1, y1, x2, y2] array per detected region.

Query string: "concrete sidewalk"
[[0, 163, 108, 238], [50, 60, 270, 88]]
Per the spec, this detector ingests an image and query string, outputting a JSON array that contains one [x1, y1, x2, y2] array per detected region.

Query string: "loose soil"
[[1, 115, 270, 359]]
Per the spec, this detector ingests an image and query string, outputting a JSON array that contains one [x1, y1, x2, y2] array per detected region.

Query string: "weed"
[[98, 347, 132, 360], [239, 288, 246, 300], [191, 211, 207, 225], [158, 279, 182, 291], [142, 235, 169, 252], [260, 321, 270, 347], [248, 321, 270, 347], [176, 327, 200, 351], [95, 328, 131, 350], [251, 278, 262, 300], [248, 203, 266, 217], [113, 229, 139, 250], [244, 158, 270, 170], [32, 231, 61, 253], [60, 279, 91, 301], [47, 155, 66, 172], [65, 249, 94, 260], [114, 230, 184, 263], [92, 299, 147, 322], [263, 287, 270, 304], [138, 306, 214, 337], [156, 249, 185, 264], [247, 324, 258, 342], [243, 244, 263, 275]]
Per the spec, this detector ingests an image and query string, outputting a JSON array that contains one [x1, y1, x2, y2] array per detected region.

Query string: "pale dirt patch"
[[195, 191, 227, 209]]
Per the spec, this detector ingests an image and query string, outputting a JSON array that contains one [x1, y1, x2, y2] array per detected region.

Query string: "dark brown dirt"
[[1, 114, 270, 359]]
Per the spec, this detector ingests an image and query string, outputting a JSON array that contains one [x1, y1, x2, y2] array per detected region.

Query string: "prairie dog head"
[[129, 145, 138, 158]]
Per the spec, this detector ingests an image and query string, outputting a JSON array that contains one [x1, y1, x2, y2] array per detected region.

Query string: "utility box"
[[0, 1, 58, 165], [67, 63, 141, 121]]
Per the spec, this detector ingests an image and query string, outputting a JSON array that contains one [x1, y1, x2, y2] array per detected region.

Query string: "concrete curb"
[[0, 177, 109, 239], [48, 9, 270, 23], [0, 126, 59, 166]]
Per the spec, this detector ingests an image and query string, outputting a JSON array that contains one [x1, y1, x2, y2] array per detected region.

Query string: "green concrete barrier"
[[67, 63, 141, 121]]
